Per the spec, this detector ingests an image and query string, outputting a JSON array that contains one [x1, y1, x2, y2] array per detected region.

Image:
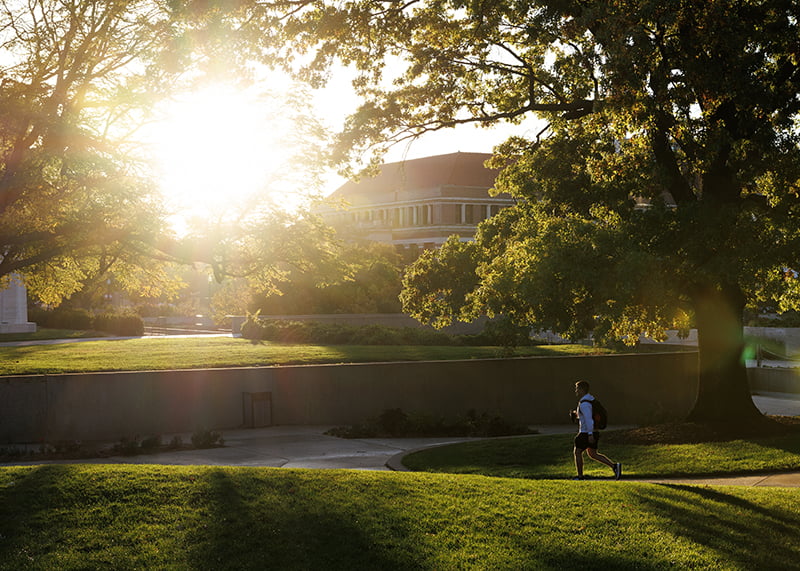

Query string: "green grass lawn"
[[0, 335, 616, 375], [1, 336, 796, 568], [403, 429, 800, 479], [0, 464, 798, 570]]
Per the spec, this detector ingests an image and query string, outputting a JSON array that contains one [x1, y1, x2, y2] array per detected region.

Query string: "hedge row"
[[29, 308, 145, 337], [326, 408, 536, 438], [240, 316, 537, 347]]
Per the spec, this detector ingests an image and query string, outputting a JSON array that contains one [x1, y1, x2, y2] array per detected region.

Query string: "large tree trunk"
[[687, 283, 763, 423]]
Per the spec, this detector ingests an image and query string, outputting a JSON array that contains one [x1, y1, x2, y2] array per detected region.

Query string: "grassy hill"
[[1, 464, 798, 570], [402, 422, 800, 479]]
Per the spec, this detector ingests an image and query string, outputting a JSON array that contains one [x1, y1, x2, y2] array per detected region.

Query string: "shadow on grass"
[[186, 469, 430, 570], [633, 484, 800, 569], [749, 424, 800, 457], [0, 465, 70, 564], [2, 466, 799, 569]]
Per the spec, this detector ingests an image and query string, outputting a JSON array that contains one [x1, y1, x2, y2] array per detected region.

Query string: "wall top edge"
[[0, 351, 698, 380]]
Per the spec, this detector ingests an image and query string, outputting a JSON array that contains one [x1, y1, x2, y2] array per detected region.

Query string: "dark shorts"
[[574, 432, 600, 450]]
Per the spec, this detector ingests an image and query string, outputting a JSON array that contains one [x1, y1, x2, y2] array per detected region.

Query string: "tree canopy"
[[259, 0, 800, 422], [0, 0, 182, 303], [0, 0, 343, 306]]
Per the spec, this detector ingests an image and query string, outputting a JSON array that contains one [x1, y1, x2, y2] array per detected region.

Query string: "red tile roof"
[[329, 152, 498, 200]]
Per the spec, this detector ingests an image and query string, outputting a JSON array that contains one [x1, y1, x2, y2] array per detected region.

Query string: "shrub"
[[241, 318, 461, 346], [240, 315, 547, 348], [377, 408, 409, 436], [191, 428, 224, 448], [240, 313, 265, 340], [326, 408, 536, 438], [28, 307, 144, 336], [134, 303, 184, 318], [115, 437, 141, 456], [92, 313, 144, 336], [29, 307, 93, 330], [350, 324, 401, 345], [459, 316, 535, 348], [139, 435, 162, 452], [51, 440, 84, 454], [0, 446, 34, 460]]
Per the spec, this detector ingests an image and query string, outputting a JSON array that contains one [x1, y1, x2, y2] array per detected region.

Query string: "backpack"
[[581, 398, 608, 430]]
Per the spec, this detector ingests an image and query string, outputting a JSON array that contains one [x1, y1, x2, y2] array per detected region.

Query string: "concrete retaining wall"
[[0, 352, 699, 444], [745, 327, 800, 354], [747, 367, 800, 395]]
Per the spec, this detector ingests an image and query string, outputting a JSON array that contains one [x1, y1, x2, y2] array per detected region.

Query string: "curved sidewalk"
[[388, 394, 800, 487], [3, 396, 798, 487], [5, 423, 799, 488]]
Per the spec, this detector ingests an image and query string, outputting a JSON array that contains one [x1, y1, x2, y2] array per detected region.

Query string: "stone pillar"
[[0, 275, 37, 334]]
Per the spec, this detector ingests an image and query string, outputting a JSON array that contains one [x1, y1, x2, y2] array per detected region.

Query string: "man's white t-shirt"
[[577, 393, 595, 433]]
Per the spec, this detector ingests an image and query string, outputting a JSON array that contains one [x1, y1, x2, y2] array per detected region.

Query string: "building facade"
[[317, 152, 514, 251]]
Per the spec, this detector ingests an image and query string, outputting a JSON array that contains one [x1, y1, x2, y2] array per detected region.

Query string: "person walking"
[[571, 380, 622, 480]]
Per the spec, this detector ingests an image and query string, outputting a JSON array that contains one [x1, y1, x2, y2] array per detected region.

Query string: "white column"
[[0, 274, 36, 333]]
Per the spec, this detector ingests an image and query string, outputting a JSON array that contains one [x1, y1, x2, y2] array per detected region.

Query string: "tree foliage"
[[258, 0, 800, 422], [0, 0, 342, 306], [243, 241, 402, 315], [0, 0, 183, 303]]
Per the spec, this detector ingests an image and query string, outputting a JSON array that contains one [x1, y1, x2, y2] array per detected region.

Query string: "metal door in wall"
[[242, 392, 272, 428]]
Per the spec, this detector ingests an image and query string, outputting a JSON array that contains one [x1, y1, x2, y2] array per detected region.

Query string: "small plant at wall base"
[[325, 408, 538, 438], [139, 435, 163, 453], [0, 431, 222, 462], [116, 429, 223, 456], [191, 428, 224, 448], [114, 437, 141, 456]]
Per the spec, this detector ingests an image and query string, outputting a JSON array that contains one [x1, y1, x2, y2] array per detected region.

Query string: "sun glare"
[[150, 84, 297, 233]]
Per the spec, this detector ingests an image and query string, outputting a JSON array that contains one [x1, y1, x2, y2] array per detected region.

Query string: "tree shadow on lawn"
[[0, 465, 71, 564], [632, 483, 800, 569], [186, 469, 434, 570]]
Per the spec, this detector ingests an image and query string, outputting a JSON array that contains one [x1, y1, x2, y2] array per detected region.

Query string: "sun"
[[150, 84, 296, 232]]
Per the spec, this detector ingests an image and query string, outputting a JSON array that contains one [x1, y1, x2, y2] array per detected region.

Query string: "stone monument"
[[0, 275, 36, 333]]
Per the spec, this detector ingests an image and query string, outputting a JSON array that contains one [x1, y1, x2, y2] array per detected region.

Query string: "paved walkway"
[[2, 394, 799, 487], [2, 424, 490, 471]]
